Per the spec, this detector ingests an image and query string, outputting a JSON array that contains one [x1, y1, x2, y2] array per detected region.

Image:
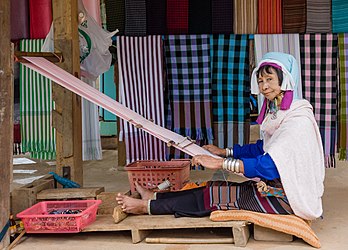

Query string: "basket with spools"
[[124, 159, 191, 193]]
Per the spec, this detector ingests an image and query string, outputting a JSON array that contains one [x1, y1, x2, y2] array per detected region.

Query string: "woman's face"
[[257, 67, 282, 101]]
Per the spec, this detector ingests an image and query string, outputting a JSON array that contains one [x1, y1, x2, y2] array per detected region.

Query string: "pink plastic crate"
[[17, 200, 101, 233], [125, 160, 190, 193]]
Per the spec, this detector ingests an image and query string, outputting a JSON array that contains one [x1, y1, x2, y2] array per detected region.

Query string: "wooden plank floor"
[[83, 215, 250, 246]]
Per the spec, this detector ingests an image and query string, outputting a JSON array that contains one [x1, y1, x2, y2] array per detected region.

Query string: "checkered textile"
[[338, 34, 348, 161], [164, 35, 213, 160], [166, 0, 188, 34], [210, 34, 250, 148], [300, 34, 338, 168]]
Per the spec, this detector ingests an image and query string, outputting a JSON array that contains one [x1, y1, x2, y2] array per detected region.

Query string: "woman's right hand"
[[202, 144, 226, 157]]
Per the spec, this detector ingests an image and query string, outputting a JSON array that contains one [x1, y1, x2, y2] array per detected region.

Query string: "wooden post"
[[0, 0, 13, 247], [52, 0, 83, 185]]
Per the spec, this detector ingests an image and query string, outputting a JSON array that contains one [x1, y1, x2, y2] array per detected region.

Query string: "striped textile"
[[211, 0, 233, 34], [188, 0, 211, 34], [19, 39, 55, 160], [206, 181, 292, 215], [164, 35, 213, 159], [306, 0, 331, 33], [282, 0, 306, 33], [233, 0, 257, 34], [332, 0, 348, 33], [167, 0, 188, 34], [81, 77, 102, 161], [117, 36, 166, 163], [338, 34, 348, 161], [124, 0, 146, 36], [210, 35, 250, 148], [254, 34, 303, 100], [300, 34, 338, 168], [210, 210, 321, 248], [146, 0, 167, 35], [105, 0, 125, 34], [257, 0, 282, 34]]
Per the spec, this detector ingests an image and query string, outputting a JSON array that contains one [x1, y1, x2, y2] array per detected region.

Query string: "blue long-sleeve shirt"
[[233, 140, 280, 180]]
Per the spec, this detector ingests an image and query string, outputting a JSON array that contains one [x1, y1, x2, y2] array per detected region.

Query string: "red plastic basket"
[[16, 200, 101, 233], [125, 160, 190, 193]]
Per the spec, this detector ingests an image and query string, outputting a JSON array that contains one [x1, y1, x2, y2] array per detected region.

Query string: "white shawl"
[[261, 99, 325, 220]]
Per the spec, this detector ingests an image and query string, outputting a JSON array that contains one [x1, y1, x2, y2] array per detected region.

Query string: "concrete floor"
[[10, 150, 348, 250]]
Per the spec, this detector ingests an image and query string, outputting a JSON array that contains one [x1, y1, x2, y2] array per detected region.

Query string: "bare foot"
[[116, 193, 148, 214], [135, 181, 154, 200]]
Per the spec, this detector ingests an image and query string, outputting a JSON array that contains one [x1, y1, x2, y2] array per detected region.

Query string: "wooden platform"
[[83, 215, 250, 247]]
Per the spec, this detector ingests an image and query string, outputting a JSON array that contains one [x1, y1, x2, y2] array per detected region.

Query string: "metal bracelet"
[[222, 158, 229, 170], [228, 158, 234, 172], [147, 200, 152, 215], [234, 160, 240, 173], [225, 148, 233, 157]]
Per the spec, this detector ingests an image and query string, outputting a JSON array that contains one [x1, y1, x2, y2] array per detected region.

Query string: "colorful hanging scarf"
[[282, 0, 306, 33], [210, 34, 250, 148], [146, 0, 167, 35], [211, 0, 233, 34], [124, 0, 146, 36], [19, 39, 56, 159], [233, 0, 257, 34], [332, 0, 348, 33], [254, 34, 303, 99], [29, 0, 52, 39], [188, 0, 212, 34], [257, 0, 282, 34], [300, 34, 338, 168], [306, 0, 331, 33], [105, 0, 125, 34], [167, 0, 188, 34], [338, 34, 348, 161], [117, 36, 166, 163], [164, 35, 213, 159], [11, 0, 29, 41]]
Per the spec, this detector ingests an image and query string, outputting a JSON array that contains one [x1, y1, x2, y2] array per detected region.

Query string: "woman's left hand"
[[191, 155, 224, 170]]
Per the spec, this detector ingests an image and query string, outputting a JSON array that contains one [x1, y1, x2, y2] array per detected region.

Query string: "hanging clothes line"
[[21, 56, 217, 159]]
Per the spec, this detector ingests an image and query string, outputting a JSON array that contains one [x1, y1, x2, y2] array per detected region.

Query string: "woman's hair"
[[256, 65, 283, 85]]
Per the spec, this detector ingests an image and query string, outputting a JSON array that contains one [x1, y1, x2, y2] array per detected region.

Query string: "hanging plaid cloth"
[[257, 0, 282, 34], [210, 34, 250, 148], [188, 0, 212, 34], [105, 0, 125, 34], [117, 36, 166, 163], [124, 0, 147, 36], [282, 0, 306, 33], [19, 39, 56, 160], [338, 34, 348, 161], [300, 34, 338, 168], [306, 0, 331, 33], [211, 0, 233, 34], [167, 0, 189, 34], [233, 0, 257, 34], [332, 0, 348, 33], [146, 0, 167, 35], [164, 35, 214, 159], [254, 34, 303, 99]]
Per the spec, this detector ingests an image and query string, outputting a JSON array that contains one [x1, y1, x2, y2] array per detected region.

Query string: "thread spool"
[[157, 180, 171, 190]]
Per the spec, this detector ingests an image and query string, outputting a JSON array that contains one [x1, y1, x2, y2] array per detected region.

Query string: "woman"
[[117, 52, 325, 221]]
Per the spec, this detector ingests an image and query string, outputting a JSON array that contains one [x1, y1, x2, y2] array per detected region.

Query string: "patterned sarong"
[[211, 0, 233, 34], [233, 0, 257, 34], [164, 35, 213, 159], [105, 0, 125, 34], [257, 0, 282, 34], [332, 0, 348, 33], [124, 0, 146, 36], [117, 36, 166, 163], [306, 0, 331, 33], [300, 34, 338, 168], [166, 0, 188, 34], [282, 0, 306, 33], [146, 0, 167, 35], [210, 34, 250, 148], [188, 0, 211, 34], [338, 34, 348, 161], [19, 39, 56, 159]]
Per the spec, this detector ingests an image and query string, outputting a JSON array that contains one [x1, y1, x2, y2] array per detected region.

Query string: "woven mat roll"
[[211, 0, 233, 34], [146, 0, 167, 35]]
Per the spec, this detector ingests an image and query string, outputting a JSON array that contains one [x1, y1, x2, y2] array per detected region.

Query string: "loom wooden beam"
[[52, 0, 83, 185], [14, 51, 64, 63], [0, 0, 12, 247]]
